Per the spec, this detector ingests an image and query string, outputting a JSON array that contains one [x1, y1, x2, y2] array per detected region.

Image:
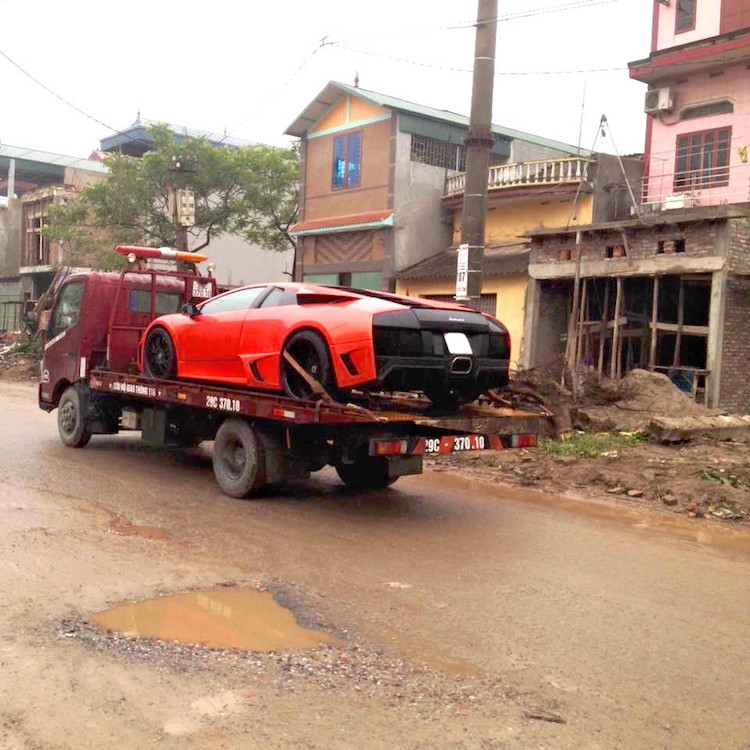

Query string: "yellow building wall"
[[395, 275, 528, 369], [451, 194, 594, 244]]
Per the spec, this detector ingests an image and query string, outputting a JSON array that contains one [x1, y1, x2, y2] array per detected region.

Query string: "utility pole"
[[457, 0, 498, 310], [168, 154, 195, 253]]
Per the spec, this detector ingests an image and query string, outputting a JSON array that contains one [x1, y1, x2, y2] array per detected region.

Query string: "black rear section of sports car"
[[372, 308, 510, 404]]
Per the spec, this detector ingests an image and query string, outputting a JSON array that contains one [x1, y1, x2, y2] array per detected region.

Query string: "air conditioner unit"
[[644, 87, 674, 114], [663, 192, 699, 210]]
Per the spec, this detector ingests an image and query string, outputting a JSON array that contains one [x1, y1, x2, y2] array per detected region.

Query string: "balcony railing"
[[445, 157, 592, 197], [641, 160, 750, 210]]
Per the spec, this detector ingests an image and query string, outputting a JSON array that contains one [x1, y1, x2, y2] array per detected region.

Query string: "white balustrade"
[[444, 157, 591, 196]]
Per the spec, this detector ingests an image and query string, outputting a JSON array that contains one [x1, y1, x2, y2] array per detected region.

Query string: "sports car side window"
[[200, 287, 267, 314], [259, 287, 296, 308]]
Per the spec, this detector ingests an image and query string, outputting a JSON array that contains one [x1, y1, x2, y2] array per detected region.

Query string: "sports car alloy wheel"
[[144, 328, 176, 379], [281, 331, 333, 400]]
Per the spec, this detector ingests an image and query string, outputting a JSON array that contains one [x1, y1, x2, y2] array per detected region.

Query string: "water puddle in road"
[[89, 587, 335, 652], [422, 472, 750, 555], [107, 518, 172, 542]]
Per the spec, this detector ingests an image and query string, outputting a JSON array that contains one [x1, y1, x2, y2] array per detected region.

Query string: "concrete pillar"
[[520, 278, 541, 369], [706, 269, 727, 408], [7, 158, 15, 199]]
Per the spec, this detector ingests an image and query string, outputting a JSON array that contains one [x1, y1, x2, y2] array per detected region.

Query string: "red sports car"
[[139, 282, 510, 407]]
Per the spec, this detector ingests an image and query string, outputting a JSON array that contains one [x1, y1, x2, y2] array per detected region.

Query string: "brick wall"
[[531, 220, 724, 265], [720, 277, 750, 413], [728, 217, 750, 275]]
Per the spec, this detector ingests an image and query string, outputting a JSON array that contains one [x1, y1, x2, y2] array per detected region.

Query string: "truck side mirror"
[[182, 302, 202, 317]]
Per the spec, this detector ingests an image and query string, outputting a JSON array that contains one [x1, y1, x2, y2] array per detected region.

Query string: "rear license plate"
[[424, 435, 487, 454], [444, 332, 472, 354]]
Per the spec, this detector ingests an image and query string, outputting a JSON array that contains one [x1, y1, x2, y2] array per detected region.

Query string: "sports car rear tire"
[[144, 327, 177, 379], [281, 330, 334, 400]]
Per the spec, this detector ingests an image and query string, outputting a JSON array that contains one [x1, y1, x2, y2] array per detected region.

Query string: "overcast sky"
[[0, 0, 653, 159]]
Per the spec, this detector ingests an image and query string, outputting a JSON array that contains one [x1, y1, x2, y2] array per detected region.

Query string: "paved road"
[[1, 381, 749, 749]]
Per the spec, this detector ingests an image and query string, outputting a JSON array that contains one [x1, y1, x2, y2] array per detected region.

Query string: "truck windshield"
[[49, 281, 84, 339]]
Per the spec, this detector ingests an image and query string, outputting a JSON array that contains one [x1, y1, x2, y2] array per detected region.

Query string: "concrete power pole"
[[168, 154, 195, 254], [458, 0, 498, 310]]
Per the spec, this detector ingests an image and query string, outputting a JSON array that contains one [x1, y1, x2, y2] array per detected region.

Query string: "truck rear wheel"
[[58, 385, 92, 448], [335, 455, 398, 490], [212, 418, 266, 498]]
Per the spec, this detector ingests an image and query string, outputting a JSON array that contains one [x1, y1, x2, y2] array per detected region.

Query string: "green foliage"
[[539, 431, 648, 458], [44, 125, 299, 268], [698, 467, 746, 488], [7, 332, 44, 362]]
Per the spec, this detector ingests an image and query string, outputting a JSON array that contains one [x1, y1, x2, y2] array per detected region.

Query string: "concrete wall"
[[193, 233, 294, 288], [655, 0, 721, 50], [394, 274, 528, 368], [452, 194, 594, 246], [645, 62, 750, 207], [393, 129, 453, 271], [0, 199, 22, 278], [591, 155, 643, 223], [509, 140, 578, 163]]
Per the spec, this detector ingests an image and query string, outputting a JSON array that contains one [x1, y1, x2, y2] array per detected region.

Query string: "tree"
[[46, 125, 298, 268]]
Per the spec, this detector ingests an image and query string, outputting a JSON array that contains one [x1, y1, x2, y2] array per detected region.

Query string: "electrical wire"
[[329, 42, 626, 76]]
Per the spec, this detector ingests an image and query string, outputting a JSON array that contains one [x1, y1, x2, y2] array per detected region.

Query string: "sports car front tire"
[[144, 327, 177, 379]]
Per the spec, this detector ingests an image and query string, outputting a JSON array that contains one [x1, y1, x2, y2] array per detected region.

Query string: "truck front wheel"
[[58, 385, 92, 448], [212, 418, 266, 498]]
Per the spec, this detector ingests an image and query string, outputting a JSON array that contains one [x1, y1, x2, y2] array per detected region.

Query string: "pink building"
[[629, 0, 750, 208]]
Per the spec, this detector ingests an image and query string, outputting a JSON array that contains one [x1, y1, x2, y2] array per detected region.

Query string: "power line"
[[331, 0, 621, 45], [330, 42, 626, 76]]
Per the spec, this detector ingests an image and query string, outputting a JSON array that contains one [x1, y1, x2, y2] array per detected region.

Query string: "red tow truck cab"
[[39, 247, 216, 412]]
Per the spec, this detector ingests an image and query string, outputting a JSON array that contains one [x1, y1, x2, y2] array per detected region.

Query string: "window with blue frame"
[[332, 132, 362, 190]]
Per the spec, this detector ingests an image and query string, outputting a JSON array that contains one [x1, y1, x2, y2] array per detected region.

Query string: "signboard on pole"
[[456, 243, 469, 299]]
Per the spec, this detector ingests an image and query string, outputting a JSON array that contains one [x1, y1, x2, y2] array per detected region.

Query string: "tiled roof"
[[398, 242, 530, 280], [285, 81, 588, 156], [289, 210, 394, 236]]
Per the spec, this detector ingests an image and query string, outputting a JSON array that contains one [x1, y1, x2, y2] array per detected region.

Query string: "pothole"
[[88, 586, 335, 652]]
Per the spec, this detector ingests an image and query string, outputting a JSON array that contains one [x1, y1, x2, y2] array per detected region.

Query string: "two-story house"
[[0, 144, 107, 325], [285, 80, 631, 366], [522, 0, 750, 413]]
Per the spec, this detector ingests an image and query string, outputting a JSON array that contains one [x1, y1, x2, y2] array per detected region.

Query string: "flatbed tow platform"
[[80, 370, 539, 498]]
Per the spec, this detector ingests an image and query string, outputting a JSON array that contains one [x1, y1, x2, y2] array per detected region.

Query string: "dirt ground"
[[2, 346, 748, 525], [2, 372, 750, 748], [433, 437, 750, 523]]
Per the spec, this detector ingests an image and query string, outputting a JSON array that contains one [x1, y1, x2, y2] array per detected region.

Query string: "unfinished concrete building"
[[522, 205, 750, 413]]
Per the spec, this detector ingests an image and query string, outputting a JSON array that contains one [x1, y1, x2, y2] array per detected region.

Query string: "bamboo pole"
[[672, 278, 685, 367], [576, 278, 588, 369], [649, 275, 660, 369], [598, 280, 610, 377], [610, 277, 623, 378]]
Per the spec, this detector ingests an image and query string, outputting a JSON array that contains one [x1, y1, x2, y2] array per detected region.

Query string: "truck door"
[[40, 278, 86, 404]]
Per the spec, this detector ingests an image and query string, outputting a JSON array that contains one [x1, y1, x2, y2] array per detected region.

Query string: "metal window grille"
[[674, 127, 732, 190], [424, 293, 497, 317]]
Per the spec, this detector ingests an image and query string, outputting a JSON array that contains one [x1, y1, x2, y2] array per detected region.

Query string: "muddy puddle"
[[422, 472, 750, 555], [89, 587, 335, 652]]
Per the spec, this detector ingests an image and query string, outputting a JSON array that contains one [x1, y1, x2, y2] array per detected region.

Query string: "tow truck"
[[34, 246, 538, 498]]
